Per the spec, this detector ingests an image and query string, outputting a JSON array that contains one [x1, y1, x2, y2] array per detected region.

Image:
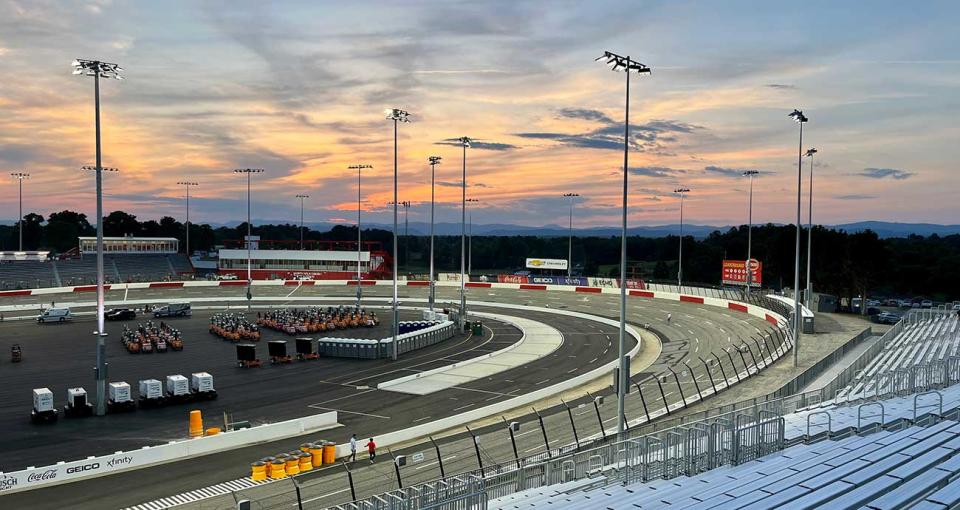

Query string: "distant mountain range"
[[208, 220, 960, 239]]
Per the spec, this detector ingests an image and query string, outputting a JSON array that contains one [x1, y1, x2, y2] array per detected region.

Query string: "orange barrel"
[[205, 427, 221, 436], [270, 459, 287, 479], [309, 443, 323, 466], [285, 454, 300, 475], [261, 457, 275, 477], [299, 443, 312, 453], [298, 452, 313, 472], [189, 410, 204, 438], [322, 441, 336, 465], [250, 461, 267, 481]]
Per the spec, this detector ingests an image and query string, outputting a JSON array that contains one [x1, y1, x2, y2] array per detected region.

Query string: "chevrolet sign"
[[525, 258, 568, 270]]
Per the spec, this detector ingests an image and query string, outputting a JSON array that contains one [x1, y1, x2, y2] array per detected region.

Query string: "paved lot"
[[0, 284, 776, 509]]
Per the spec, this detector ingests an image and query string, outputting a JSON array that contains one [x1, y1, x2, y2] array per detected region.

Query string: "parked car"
[[866, 299, 881, 307], [37, 307, 71, 323], [105, 308, 137, 321], [153, 303, 192, 318], [882, 299, 900, 307], [921, 300, 934, 308], [876, 311, 901, 324], [215, 274, 238, 281]]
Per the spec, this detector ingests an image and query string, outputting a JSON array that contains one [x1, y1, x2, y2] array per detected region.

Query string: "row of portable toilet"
[[250, 441, 337, 480], [398, 320, 440, 334], [313, 321, 456, 359]]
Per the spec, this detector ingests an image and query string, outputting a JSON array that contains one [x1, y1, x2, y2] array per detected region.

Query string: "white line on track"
[[308, 407, 390, 419]]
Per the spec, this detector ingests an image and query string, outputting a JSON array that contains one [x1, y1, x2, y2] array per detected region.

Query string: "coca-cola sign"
[[27, 469, 57, 483]]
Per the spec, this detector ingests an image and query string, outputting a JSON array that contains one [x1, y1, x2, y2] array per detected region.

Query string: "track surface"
[[0, 284, 775, 509]]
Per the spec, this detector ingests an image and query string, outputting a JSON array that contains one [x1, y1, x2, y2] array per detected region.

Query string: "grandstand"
[[334, 308, 960, 510]]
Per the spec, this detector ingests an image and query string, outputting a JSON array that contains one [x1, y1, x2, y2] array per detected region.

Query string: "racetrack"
[[0, 283, 781, 509]]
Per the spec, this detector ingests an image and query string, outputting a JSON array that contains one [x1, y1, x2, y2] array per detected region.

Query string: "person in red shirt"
[[366, 437, 377, 463]]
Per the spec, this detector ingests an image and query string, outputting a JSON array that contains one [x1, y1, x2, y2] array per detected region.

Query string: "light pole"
[[742, 171, 759, 296], [563, 193, 579, 278], [349, 164, 372, 307], [466, 198, 479, 276], [789, 109, 809, 367], [457, 136, 472, 325], [674, 187, 690, 293], [10, 172, 29, 251], [295, 194, 309, 250], [596, 50, 651, 439], [402, 201, 411, 273], [427, 156, 441, 310], [804, 148, 818, 309], [74, 57, 122, 418], [386, 108, 410, 361], [177, 181, 198, 257], [234, 168, 264, 310]]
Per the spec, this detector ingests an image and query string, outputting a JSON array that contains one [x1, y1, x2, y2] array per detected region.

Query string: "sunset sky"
[[0, 0, 957, 229]]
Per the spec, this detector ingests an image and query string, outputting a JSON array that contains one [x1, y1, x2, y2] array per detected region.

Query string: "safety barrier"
[[0, 411, 337, 495]]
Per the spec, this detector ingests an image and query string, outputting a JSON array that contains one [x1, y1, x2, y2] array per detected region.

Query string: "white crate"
[[139, 379, 162, 400], [109, 382, 132, 403], [165, 374, 188, 396], [191, 372, 214, 393], [66, 387, 87, 408], [33, 387, 54, 412]]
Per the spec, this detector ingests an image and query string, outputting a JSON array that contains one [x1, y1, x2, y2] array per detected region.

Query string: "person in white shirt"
[[349, 434, 358, 462]]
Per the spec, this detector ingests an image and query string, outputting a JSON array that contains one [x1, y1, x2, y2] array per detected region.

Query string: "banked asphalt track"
[[0, 283, 781, 509]]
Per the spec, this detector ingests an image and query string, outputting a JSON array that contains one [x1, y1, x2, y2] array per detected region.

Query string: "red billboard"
[[497, 274, 529, 284], [722, 259, 762, 287]]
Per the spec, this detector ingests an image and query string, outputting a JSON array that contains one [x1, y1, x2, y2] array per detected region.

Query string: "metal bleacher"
[[0, 260, 57, 289], [0, 254, 196, 288]]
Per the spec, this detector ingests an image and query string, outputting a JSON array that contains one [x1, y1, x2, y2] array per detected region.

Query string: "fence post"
[[504, 417, 521, 469], [466, 426, 485, 477], [634, 382, 651, 423], [725, 349, 742, 383], [655, 377, 671, 415], [683, 361, 703, 402], [291, 478, 304, 510], [342, 461, 356, 501], [429, 435, 445, 479], [741, 344, 759, 374], [700, 356, 718, 395], [533, 407, 551, 458], [588, 392, 607, 441], [668, 367, 687, 407], [712, 352, 730, 387], [751, 337, 767, 368], [561, 399, 581, 449]]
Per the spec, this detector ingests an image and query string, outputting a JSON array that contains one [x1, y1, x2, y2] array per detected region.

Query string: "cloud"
[[858, 167, 915, 180], [434, 138, 518, 151], [436, 181, 490, 188], [703, 165, 762, 177], [765, 83, 796, 90], [835, 194, 877, 200], [515, 115, 702, 154], [630, 166, 681, 177]]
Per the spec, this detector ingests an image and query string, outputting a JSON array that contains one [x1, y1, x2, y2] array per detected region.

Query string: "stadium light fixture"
[[177, 182, 199, 257], [674, 187, 690, 293], [788, 109, 808, 367], [10, 172, 30, 251], [563, 193, 580, 278], [466, 199, 480, 276], [74, 57, 122, 418], [596, 50, 650, 440], [234, 168, 264, 309], [348, 164, 373, 307], [742, 171, 760, 296], [427, 156, 442, 311], [458, 136, 472, 325], [386, 108, 411, 361], [295, 194, 310, 250], [804, 148, 818, 310]]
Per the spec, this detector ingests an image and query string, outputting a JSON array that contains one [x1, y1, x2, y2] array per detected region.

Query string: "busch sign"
[[722, 259, 762, 287]]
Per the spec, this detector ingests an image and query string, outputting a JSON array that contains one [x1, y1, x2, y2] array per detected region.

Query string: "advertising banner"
[[438, 273, 463, 282], [528, 276, 588, 286], [525, 258, 568, 271], [619, 279, 646, 290], [589, 277, 619, 288], [722, 259, 762, 287], [497, 274, 529, 284]]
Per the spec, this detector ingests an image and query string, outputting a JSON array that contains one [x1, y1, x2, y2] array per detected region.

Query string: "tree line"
[[2, 209, 954, 302]]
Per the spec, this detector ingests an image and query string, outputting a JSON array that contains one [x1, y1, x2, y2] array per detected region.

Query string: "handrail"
[[806, 411, 832, 437], [914, 390, 943, 420], [857, 402, 885, 430]]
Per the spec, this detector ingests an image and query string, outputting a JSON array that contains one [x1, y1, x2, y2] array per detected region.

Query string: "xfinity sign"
[[525, 258, 568, 270]]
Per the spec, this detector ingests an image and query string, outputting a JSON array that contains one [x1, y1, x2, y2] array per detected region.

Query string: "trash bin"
[[463, 320, 471, 332], [472, 321, 483, 336]]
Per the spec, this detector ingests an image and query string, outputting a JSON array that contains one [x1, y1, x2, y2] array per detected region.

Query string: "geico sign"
[[66, 462, 100, 474]]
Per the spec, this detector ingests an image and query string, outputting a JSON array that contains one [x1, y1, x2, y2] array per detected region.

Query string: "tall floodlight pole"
[[674, 187, 690, 292], [466, 198, 479, 276], [386, 108, 410, 361], [348, 164, 372, 307], [177, 181, 198, 257], [427, 156, 441, 310], [804, 148, 818, 309], [10, 172, 30, 251], [402, 200, 411, 273], [789, 109, 809, 367], [295, 194, 309, 250], [563, 193, 580, 278], [596, 50, 651, 440], [74, 57, 122, 418], [234, 169, 264, 310], [742, 171, 759, 296], [457, 137, 472, 324]]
